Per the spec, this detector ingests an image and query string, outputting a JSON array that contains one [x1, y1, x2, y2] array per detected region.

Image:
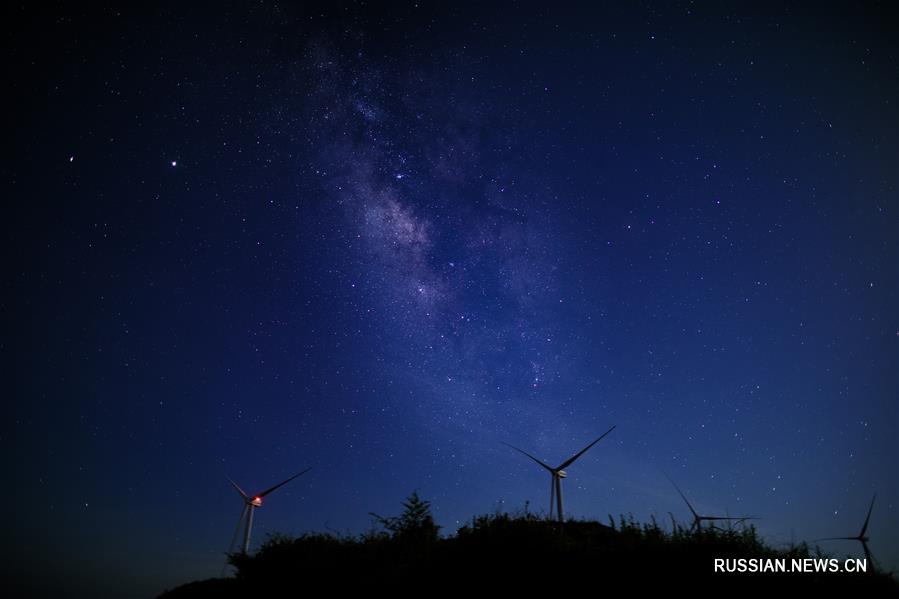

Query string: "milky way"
[[298, 44, 568, 439]]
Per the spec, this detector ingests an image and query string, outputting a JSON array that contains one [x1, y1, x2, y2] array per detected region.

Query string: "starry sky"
[[5, 2, 897, 596]]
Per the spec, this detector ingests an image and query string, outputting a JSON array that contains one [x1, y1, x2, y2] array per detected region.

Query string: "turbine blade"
[[815, 537, 857, 542], [258, 467, 311, 498], [861, 540, 874, 570], [665, 474, 699, 520], [859, 493, 875, 537], [557, 425, 616, 470], [227, 505, 248, 554], [222, 505, 249, 576], [502, 442, 555, 473], [227, 476, 248, 499]]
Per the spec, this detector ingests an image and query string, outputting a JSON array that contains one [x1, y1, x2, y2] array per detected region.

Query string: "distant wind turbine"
[[816, 493, 877, 569], [666, 475, 756, 531], [503, 425, 616, 524], [226, 468, 311, 555]]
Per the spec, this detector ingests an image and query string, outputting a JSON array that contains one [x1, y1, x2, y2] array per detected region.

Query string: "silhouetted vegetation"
[[369, 490, 441, 548], [159, 494, 897, 596]]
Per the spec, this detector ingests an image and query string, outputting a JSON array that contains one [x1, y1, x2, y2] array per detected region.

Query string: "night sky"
[[5, 2, 897, 596]]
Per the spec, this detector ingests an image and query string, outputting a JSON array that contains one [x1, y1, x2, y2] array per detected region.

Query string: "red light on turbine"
[[252, 496, 263, 506]]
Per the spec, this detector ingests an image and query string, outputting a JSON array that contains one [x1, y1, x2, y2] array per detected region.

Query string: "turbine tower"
[[226, 468, 311, 555], [816, 493, 877, 569], [504, 425, 616, 524], [666, 475, 756, 531]]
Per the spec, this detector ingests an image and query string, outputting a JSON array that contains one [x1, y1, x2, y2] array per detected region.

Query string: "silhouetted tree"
[[370, 491, 440, 546]]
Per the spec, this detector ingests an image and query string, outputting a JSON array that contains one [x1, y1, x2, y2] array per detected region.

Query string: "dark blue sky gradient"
[[5, 3, 896, 596]]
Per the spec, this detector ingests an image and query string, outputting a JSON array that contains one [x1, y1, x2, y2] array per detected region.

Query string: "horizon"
[[6, 2, 896, 597]]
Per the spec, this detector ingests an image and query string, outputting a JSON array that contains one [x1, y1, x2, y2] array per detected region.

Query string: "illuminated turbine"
[[226, 468, 311, 555], [504, 425, 616, 524]]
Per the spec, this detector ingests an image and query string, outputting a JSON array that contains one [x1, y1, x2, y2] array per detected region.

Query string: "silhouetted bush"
[[159, 494, 897, 596]]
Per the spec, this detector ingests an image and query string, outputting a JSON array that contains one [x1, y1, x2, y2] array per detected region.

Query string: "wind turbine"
[[666, 475, 756, 531], [503, 425, 616, 524], [226, 468, 311, 555], [816, 493, 876, 568]]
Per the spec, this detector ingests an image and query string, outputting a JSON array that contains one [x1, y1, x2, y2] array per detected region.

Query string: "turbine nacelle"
[[556, 470, 568, 478], [250, 496, 263, 507]]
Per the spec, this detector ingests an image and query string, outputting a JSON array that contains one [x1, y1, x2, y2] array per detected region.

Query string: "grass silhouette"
[[159, 494, 897, 596]]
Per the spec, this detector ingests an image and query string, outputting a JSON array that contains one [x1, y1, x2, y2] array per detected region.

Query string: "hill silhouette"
[[160, 493, 897, 596]]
